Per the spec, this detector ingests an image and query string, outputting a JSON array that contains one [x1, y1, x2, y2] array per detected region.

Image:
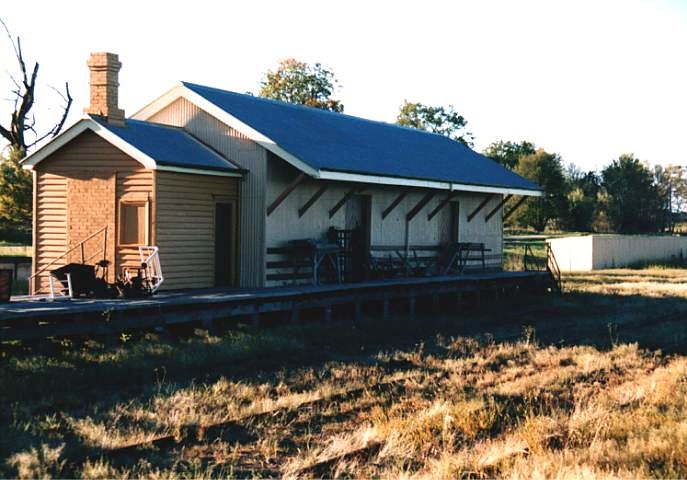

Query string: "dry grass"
[[2, 268, 687, 478]]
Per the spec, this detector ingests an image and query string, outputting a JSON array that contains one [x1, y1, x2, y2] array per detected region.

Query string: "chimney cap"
[[85, 51, 124, 125]]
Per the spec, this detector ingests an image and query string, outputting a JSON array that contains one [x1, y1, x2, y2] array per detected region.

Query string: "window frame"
[[118, 198, 149, 247]]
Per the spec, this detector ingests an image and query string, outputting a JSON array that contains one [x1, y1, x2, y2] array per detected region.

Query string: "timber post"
[[250, 305, 261, 328], [354, 300, 363, 323], [432, 293, 440, 314]]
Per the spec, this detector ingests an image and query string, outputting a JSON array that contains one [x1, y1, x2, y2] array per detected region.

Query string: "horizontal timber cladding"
[[155, 170, 239, 290], [33, 172, 67, 293], [32, 131, 154, 293], [148, 97, 266, 287], [264, 158, 504, 286]]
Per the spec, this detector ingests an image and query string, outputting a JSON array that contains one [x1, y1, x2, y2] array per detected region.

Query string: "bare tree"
[[0, 18, 72, 233], [0, 18, 72, 157]]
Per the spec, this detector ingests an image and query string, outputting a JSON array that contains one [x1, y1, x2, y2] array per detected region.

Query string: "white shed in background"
[[548, 234, 687, 271]]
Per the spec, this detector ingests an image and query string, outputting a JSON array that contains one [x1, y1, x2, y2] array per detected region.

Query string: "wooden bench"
[[266, 241, 342, 285]]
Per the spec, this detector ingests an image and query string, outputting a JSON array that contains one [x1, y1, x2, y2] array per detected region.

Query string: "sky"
[[1, 0, 686, 171]]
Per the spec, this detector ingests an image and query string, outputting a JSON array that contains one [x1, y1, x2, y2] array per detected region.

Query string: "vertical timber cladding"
[[155, 170, 239, 290], [33, 131, 153, 292], [148, 98, 267, 287]]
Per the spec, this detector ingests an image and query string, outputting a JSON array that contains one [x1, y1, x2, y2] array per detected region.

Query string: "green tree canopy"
[[0, 147, 31, 231], [258, 58, 343, 112], [483, 140, 536, 169], [396, 101, 474, 147], [512, 149, 567, 231], [560, 165, 601, 232], [601, 154, 662, 233], [653, 164, 687, 232]]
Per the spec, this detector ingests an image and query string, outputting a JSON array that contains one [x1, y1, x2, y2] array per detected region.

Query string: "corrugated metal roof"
[[182, 82, 540, 192], [92, 115, 240, 173]]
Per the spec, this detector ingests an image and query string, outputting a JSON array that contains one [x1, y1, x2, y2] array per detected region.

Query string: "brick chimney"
[[85, 52, 125, 125]]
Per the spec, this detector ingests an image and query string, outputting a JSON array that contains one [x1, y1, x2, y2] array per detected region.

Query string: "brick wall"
[[67, 172, 116, 281]]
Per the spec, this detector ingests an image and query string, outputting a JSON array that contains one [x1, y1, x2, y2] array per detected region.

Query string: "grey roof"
[[183, 82, 541, 192]]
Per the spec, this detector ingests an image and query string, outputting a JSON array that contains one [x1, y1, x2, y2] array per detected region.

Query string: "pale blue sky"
[[2, 0, 686, 171]]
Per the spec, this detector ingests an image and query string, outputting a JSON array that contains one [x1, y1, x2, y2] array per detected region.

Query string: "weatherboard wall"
[[265, 158, 503, 286], [155, 170, 239, 290], [148, 98, 267, 287], [32, 131, 154, 293]]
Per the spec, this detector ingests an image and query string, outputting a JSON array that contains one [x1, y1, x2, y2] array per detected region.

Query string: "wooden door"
[[214, 202, 236, 287], [345, 195, 371, 281]]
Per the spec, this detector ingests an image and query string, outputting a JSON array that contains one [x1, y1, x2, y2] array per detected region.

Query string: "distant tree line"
[[2, 50, 682, 238], [483, 141, 687, 233]]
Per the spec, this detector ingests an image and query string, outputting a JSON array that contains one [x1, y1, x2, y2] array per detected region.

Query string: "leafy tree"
[[511, 149, 567, 231], [560, 164, 600, 232], [258, 58, 343, 112], [0, 19, 72, 233], [601, 154, 662, 233], [396, 101, 474, 147], [483, 140, 536, 169], [653, 164, 687, 232], [0, 147, 31, 229]]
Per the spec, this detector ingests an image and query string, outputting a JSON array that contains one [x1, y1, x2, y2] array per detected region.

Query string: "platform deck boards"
[[0, 271, 552, 341]]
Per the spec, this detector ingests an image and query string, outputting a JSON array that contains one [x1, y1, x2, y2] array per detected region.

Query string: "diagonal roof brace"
[[406, 191, 436, 222]]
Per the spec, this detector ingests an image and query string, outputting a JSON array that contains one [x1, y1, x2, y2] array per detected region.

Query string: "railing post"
[[80, 244, 85, 264]]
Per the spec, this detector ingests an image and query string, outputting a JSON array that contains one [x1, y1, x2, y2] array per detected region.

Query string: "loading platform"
[[0, 271, 554, 341]]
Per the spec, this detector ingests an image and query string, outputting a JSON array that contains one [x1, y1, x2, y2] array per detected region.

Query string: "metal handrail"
[[546, 243, 562, 292], [29, 226, 108, 294]]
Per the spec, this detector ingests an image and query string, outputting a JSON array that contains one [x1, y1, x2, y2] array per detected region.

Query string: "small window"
[[119, 201, 148, 245]]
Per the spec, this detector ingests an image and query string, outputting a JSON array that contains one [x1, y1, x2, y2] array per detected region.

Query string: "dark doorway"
[[215, 202, 236, 287], [345, 195, 371, 281]]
